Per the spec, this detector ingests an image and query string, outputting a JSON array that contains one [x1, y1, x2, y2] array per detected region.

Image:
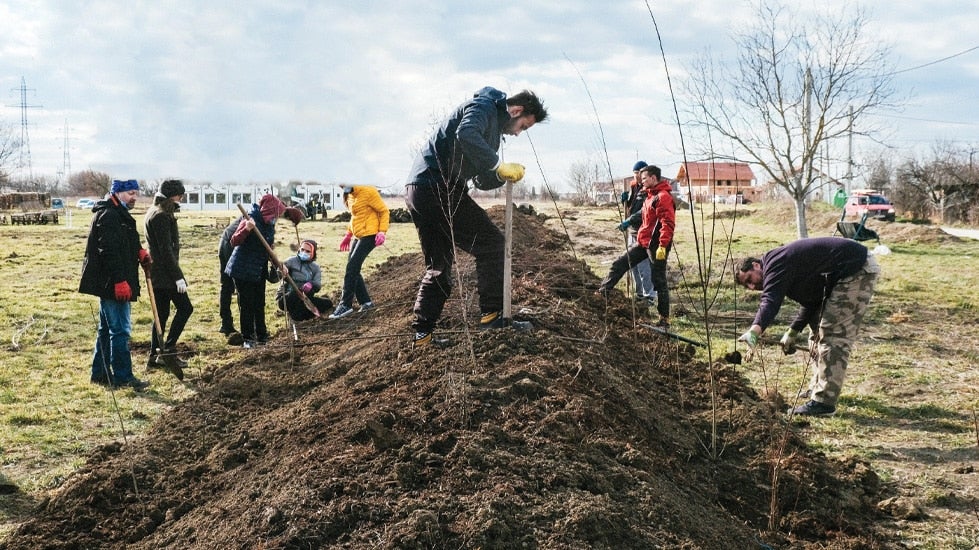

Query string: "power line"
[[889, 45, 979, 76]]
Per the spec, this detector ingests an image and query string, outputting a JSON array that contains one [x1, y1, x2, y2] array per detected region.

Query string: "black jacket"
[[144, 194, 184, 288], [407, 86, 510, 193], [79, 195, 143, 301]]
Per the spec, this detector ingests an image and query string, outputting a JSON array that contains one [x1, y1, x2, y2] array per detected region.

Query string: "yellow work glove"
[[655, 246, 667, 261], [496, 162, 526, 183]]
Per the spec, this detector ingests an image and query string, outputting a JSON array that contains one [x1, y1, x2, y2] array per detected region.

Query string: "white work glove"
[[496, 162, 526, 183], [738, 329, 759, 349], [779, 329, 799, 355], [175, 278, 188, 294]]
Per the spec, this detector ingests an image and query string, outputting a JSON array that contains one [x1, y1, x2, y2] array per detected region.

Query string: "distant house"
[[675, 162, 759, 204], [590, 177, 627, 204]]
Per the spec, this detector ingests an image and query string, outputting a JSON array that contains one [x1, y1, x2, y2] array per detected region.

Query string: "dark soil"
[[2, 207, 898, 549]]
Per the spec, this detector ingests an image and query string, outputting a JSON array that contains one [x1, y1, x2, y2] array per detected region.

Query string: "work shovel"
[[143, 267, 184, 381], [236, 203, 321, 318]]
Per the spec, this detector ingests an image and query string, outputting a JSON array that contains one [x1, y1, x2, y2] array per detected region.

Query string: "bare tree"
[[684, 1, 898, 237], [567, 159, 603, 206], [0, 121, 21, 189], [895, 143, 979, 224], [68, 170, 112, 197]]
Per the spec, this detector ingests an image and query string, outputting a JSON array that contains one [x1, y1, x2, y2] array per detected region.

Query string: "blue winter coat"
[[224, 204, 275, 283]]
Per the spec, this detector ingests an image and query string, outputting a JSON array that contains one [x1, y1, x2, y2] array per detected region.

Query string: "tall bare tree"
[[0, 121, 21, 189], [684, 1, 898, 237]]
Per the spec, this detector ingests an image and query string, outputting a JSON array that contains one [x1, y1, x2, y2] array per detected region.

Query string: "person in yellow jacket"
[[329, 185, 390, 319]]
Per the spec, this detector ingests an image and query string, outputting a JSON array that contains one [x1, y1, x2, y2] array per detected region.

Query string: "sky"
[[1, 0, 977, 194]]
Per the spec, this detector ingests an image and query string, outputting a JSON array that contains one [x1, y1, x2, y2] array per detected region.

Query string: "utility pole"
[[57, 119, 72, 191], [8, 77, 43, 185]]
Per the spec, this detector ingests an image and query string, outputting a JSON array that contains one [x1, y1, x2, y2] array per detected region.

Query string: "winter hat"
[[259, 194, 287, 223], [111, 179, 139, 194], [341, 185, 354, 194], [160, 179, 186, 198], [632, 160, 648, 172], [300, 239, 317, 260], [283, 206, 304, 226]]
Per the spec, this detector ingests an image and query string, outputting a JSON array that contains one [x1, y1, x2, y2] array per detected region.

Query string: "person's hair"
[[507, 90, 548, 123], [734, 257, 761, 284], [640, 165, 662, 179]]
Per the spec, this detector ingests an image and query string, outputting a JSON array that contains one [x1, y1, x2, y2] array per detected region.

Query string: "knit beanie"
[[111, 179, 139, 194], [632, 161, 648, 172], [300, 239, 318, 261], [160, 179, 186, 198], [259, 194, 287, 223]]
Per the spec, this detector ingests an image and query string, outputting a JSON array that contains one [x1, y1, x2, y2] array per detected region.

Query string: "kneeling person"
[[277, 239, 333, 322]]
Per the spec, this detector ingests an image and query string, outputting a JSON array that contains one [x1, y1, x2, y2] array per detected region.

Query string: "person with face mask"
[[276, 239, 333, 322], [224, 193, 286, 348], [79, 178, 152, 391]]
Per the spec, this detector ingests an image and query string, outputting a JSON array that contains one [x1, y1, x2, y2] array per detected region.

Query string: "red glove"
[[339, 232, 353, 252], [114, 281, 132, 301], [374, 232, 386, 246], [138, 248, 152, 266], [301, 282, 313, 294]]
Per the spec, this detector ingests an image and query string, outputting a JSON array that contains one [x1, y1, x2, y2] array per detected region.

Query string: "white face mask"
[[298, 251, 311, 262]]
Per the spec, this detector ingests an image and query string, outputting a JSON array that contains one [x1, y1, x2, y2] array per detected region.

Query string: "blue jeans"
[[340, 236, 376, 308], [90, 298, 134, 383]]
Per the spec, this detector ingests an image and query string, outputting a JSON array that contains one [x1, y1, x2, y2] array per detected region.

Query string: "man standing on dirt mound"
[[405, 86, 548, 348], [735, 237, 880, 417], [79, 178, 152, 391]]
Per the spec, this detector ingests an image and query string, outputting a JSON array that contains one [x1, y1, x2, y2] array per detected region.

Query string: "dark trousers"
[[151, 287, 194, 352], [340, 236, 376, 308], [599, 244, 671, 318], [234, 278, 268, 341], [219, 259, 236, 331], [278, 291, 333, 322], [406, 184, 504, 333]]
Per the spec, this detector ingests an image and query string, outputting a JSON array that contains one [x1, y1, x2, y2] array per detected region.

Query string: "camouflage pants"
[[808, 255, 880, 407]]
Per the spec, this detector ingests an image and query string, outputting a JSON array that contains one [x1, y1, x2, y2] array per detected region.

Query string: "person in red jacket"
[[597, 164, 676, 326]]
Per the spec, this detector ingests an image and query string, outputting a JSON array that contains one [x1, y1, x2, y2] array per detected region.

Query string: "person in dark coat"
[[224, 194, 286, 348], [144, 179, 194, 369], [219, 205, 303, 342], [79, 179, 152, 391], [404, 86, 548, 348], [735, 237, 880, 416]]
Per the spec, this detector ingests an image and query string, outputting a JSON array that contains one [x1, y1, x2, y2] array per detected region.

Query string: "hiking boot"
[[226, 331, 245, 346], [90, 376, 110, 387], [788, 399, 836, 417], [329, 304, 355, 320], [413, 331, 450, 349], [114, 377, 150, 392], [219, 325, 237, 336], [479, 311, 533, 332], [358, 301, 375, 313], [656, 316, 670, 329]]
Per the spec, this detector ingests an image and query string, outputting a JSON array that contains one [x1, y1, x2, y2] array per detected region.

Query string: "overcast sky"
[[1, 0, 977, 193]]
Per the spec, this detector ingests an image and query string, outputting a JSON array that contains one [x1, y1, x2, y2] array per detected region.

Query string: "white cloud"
[[1, 0, 976, 191]]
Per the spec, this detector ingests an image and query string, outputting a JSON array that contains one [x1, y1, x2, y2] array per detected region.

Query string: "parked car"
[[75, 198, 98, 209], [844, 189, 895, 222]]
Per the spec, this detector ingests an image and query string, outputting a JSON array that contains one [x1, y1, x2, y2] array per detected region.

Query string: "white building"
[[178, 181, 346, 212]]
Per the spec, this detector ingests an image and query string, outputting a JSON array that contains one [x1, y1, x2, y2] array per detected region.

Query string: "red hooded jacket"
[[636, 179, 676, 249]]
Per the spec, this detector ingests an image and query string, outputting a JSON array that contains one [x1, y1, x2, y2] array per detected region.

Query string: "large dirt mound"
[[2, 207, 895, 549]]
